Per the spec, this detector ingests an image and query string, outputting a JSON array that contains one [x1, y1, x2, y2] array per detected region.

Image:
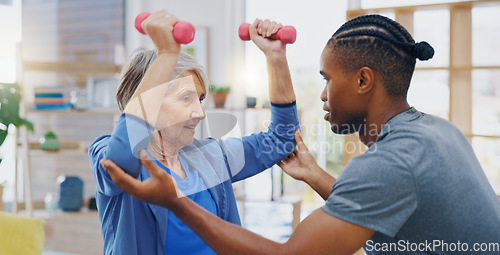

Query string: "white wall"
[[124, 0, 247, 108]]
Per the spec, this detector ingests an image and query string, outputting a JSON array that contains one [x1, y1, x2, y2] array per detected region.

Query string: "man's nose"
[[320, 86, 327, 102]]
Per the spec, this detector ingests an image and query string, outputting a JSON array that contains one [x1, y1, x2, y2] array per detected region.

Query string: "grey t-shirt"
[[322, 107, 500, 254]]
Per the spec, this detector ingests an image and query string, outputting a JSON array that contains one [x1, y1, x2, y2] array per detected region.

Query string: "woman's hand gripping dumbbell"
[[135, 11, 195, 45], [238, 22, 296, 44]]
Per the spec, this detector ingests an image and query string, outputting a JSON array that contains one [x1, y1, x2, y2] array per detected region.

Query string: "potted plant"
[[0, 83, 34, 165], [209, 84, 231, 109]]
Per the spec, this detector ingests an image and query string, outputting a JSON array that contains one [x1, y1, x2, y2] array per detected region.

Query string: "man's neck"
[[358, 99, 410, 147]]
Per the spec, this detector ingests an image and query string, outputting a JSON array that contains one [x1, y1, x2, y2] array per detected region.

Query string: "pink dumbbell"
[[135, 12, 195, 45], [238, 23, 296, 44]]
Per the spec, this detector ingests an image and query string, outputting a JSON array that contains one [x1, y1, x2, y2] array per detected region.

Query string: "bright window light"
[[0, 0, 21, 83], [362, 0, 465, 9]]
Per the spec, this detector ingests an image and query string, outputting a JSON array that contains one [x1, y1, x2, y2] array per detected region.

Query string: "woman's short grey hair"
[[116, 49, 209, 111]]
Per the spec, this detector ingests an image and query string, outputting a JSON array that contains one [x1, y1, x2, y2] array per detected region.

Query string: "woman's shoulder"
[[89, 134, 111, 155], [183, 138, 220, 152]]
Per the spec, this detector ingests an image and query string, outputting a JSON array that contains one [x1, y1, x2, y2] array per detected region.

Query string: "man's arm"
[[101, 154, 374, 255], [278, 130, 336, 200], [174, 197, 373, 255]]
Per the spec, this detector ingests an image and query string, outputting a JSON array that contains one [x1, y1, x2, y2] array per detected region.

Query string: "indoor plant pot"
[[209, 85, 231, 109]]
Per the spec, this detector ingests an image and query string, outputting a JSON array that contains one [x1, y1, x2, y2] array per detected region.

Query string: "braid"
[[327, 14, 435, 97], [332, 14, 434, 60], [336, 29, 415, 56], [334, 15, 413, 44]]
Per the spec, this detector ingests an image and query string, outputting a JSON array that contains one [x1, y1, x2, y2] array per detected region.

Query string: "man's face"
[[319, 46, 361, 134]]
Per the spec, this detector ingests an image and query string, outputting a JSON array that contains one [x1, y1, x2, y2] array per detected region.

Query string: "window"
[[472, 70, 500, 137], [472, 6, 500, 66], [414, 9, 450, 68], [0, 0, 21, 83], [408, 70, 449, 119], [361, 0, 464, 9]]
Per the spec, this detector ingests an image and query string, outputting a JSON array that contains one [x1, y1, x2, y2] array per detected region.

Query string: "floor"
[[35, 201, 307, 254], [37, 209, 103, 255]]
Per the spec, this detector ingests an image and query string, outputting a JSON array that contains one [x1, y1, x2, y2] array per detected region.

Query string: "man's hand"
[[101, 150, 184, 208], [278, 129, 319, 182], [278, 129, 336, 200]]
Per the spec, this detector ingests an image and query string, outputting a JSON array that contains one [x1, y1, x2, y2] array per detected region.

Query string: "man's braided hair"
[[327, 14, 435, 97]]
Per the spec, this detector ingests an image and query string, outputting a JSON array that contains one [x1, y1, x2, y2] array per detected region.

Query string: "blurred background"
[[0, 0, 499, 254]]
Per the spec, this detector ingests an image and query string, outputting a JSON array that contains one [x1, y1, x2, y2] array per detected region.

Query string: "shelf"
[[27, 108, 119, 116], [22, 61, 121, 75], [27, 141, 88, 157], [29, 149, 88, 157]]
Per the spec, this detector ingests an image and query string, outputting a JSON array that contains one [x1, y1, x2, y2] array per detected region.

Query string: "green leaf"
[[0, 129, 7, 148], [209, 84, 231, 93], [0, 83, 22, 127], [14, 117, 34, 132], [44, 131, 57, 139]]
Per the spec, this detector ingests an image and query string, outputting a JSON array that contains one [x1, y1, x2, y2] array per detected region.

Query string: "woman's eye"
[[199, 98, 205, 103]]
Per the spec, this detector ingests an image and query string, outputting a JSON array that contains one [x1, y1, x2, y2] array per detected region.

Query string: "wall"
[[124, 0, 247, 108]]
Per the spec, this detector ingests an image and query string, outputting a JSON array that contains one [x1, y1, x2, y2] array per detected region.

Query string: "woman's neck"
[[148, 130, 187, 179]]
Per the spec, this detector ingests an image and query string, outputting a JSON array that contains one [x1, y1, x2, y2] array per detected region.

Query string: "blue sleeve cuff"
[[270, 101, 300, 134], [270, 101, 296, 108]]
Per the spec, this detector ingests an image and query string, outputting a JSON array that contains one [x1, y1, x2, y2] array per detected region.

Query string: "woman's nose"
[[191, 102, 206, 119]]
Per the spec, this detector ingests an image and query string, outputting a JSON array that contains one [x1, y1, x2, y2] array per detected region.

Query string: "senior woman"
[[89, 11, 299, 255]]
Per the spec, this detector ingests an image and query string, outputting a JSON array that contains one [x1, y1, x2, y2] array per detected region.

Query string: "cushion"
[[0, 211, 45, 255]]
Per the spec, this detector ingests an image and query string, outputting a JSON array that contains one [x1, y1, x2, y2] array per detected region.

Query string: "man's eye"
[[183, 97, 192, 102]]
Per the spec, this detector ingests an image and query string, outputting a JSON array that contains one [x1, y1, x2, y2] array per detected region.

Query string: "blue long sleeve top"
[[89, 102, 299, 255]]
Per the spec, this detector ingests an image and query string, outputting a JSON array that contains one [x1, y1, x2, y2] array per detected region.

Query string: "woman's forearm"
[[124, 52, 179, 126], [266, 52, 296, 104]]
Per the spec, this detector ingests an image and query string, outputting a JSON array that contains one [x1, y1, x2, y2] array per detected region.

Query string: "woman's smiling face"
[[156, 71, 206, 149]]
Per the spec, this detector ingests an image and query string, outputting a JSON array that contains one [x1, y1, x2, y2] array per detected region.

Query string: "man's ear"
[[357, 67, 375, 95]]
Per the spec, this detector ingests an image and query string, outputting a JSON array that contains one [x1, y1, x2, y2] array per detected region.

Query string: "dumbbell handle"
[[238, 23, 296, 44], [135, 12, 195, 45]]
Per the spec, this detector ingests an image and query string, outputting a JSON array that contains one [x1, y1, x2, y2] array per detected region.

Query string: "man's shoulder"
[[377, 112, 462, 151]]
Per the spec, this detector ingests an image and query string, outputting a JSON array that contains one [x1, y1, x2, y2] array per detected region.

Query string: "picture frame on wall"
[[86, 76, 119, 110], [182, 27, 209, 73]]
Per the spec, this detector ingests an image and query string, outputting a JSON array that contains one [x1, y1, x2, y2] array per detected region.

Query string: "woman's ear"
[[357, 67, 374, 95]]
